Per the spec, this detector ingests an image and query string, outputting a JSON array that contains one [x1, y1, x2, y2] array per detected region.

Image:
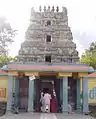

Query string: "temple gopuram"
[[17, 6, 79, 63], [0, 6, 95, 114]]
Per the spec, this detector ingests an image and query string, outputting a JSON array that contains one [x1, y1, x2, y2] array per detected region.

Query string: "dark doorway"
[[41, 80, 53, 94], [19, 76, 29, 112], [43, 88, 50, 93], [34, 75, 60, 112]]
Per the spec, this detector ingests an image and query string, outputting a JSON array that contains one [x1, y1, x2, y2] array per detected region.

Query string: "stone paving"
[[0, 113, 94, 119]]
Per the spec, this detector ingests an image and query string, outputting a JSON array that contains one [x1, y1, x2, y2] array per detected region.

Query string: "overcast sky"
[[0, 0, 96, 56]]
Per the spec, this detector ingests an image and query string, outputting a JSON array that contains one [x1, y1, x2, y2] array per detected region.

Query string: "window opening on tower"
[[47, 20, 51, 25], [46, 35, 51, 42], [45, 55, 51, 62]]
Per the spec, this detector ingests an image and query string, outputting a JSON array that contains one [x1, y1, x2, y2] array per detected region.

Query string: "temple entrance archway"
[[34, 73, 60, 112]]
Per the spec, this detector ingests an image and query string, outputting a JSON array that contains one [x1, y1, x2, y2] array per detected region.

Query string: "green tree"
[[0, 56, 17, 67], [0, 17, 17, 56], [80, 41, 96, 69]]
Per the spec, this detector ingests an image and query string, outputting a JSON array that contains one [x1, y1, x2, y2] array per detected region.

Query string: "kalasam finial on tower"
[[31, 7, 35, 15], [62, 6, 67, 15], [44, 6, 46, 11], [39, 5, 42, 12], [48, 6, 50, 11], [31, 7, 34, 12], [56, 6, 59, 12], [52, 6, 55, 12]]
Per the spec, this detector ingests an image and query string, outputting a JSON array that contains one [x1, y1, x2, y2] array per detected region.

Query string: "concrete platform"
[[0, 113, 94, 119]]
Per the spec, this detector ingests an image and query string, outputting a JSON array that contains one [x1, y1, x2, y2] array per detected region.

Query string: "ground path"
[[0, 113, 94, 119]]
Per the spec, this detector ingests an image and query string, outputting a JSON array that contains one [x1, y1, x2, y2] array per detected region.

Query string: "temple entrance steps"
[[1, 113, 94, 119]]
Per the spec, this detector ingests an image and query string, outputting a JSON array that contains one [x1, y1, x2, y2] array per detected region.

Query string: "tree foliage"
[[0, 17, 17, 56], [80, 42, 96, 69], [0, 56, 17, 67]]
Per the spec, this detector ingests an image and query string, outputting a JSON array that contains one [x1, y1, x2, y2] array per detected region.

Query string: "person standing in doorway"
[[50, 89, 57, 112], [43, 89, 51, 112], [40, 92, 45, 112]]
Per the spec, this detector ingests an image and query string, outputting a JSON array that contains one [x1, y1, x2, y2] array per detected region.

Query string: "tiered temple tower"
[[17, 6, 79, 63]]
